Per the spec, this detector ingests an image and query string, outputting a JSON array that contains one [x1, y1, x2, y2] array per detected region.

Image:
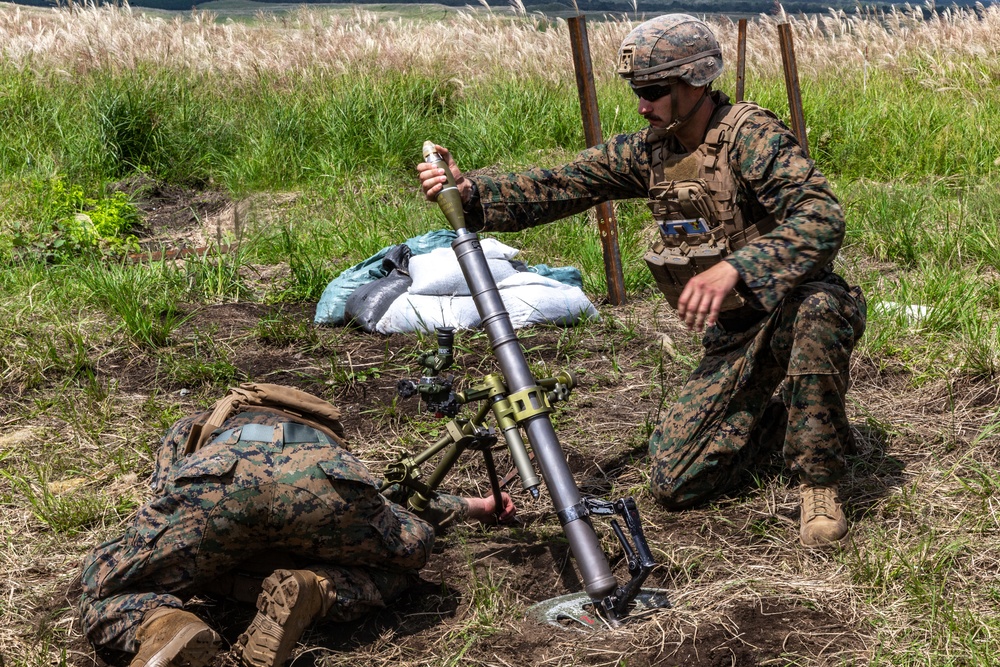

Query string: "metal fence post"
[[568, 15, 627, 306]]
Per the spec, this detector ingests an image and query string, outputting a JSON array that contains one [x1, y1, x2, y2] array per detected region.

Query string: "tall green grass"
[[2, 56, 997, 381], [3, 51, 998, 192]]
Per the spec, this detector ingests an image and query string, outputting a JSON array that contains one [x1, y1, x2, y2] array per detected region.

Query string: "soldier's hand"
[[677, 261, 741, 331], [465, 492, 517, 524], [417, 145, 472, 204]]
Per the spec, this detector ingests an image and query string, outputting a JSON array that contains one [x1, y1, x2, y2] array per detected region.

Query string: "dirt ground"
[[53, 299, 869, 666], [16, 183, 994, 667]]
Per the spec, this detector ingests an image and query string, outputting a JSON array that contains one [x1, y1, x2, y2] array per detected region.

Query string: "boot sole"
[[800, 530, 850, 549], [138, 624, 221, 667], [238, 569, 314, 667]]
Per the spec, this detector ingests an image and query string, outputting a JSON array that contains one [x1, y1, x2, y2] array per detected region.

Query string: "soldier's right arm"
[[418, 133, 651, 234], [349, 489, 514, 572]]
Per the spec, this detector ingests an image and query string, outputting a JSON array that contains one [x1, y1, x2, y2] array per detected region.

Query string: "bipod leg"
[[602, 498, 660, 621], [526, 496, 669, 631], [421, 419, 491, 505], [480, 443, 505, 523]]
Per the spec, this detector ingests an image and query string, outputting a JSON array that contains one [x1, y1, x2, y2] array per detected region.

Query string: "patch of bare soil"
[[112, 175, 236, 252]]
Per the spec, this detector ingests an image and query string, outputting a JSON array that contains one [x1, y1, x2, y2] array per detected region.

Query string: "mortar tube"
[[451, 231, 617, 599], [422, 140, 616, 598]]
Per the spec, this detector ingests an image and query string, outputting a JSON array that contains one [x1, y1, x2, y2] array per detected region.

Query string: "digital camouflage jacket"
[[462, 91, 845, 313]]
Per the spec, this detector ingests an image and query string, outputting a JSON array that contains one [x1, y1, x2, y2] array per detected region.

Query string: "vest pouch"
[[688, 245, 722, 271], [651, 179, 719, 224], [645, 241, 746, 311], [645, 249, 695, 308], [687, 246, 745, 310]]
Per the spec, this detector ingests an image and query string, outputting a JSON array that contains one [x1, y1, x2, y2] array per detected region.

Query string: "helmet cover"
[[617, 14, 723, 88]]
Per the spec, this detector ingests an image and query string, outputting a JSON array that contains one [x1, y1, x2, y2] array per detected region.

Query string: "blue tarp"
[[315, 229, 456, 325]]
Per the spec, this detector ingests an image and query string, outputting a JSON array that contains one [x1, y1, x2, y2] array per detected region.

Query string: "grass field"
[[2, 3, 1000, 666]]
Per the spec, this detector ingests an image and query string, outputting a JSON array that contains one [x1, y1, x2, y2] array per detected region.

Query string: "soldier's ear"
[[676, 81, 700, 95]]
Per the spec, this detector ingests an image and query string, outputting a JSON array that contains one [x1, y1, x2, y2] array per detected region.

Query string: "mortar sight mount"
[[396, 326, 460, 418]]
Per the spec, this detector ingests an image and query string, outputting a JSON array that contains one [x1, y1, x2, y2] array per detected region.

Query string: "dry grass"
[[5, 283, 997, 666], [1, 3, 999, 89]]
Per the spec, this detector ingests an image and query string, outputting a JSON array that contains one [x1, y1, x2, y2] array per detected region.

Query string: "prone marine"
[[79, 384, 514, 667], [418, 14, 866, 548]]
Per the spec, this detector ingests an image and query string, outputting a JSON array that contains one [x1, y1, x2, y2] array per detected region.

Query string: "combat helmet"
[[617, 14, 723, 88]]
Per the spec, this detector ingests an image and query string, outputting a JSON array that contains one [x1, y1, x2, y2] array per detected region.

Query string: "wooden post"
[[735, 18, 748, 102], [777, 21, 809, 157], [567, 15, 626, 306]]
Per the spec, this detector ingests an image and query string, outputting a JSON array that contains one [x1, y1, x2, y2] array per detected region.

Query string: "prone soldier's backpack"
[[151, 383, 355, 495], [183, 382, 347, 455]]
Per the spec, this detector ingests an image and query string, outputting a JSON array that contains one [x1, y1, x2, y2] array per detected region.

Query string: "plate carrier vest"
[[644, 101, 779, 311]]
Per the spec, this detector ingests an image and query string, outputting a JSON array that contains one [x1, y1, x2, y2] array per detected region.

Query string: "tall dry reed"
[[2, 3, 999, 89]]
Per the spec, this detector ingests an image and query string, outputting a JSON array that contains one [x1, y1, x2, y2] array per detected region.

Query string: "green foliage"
[[142, 394, 188, 433], [163, 353, 241, 387], [92, 76, 167, 178], [11, 179, 140, 258], [0, 466, 134, 535], [254, 312, 322, 349], [271, 225, 340, 303], [181, 247, 252, 302]]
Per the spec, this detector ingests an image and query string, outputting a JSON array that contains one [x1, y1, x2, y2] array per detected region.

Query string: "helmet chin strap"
[[648, 86, 710, 142]]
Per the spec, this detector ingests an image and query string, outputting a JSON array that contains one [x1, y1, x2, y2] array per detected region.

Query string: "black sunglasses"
[[630, 83, 673, 102]]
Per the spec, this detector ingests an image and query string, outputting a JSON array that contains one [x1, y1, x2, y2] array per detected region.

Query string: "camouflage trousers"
[[649, 278, 866, 509], [79, 412, 437, 653]]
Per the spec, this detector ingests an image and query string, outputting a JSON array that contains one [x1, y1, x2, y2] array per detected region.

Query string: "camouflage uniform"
[[461, 90, 866, 508], [79, 411, 468, 653]]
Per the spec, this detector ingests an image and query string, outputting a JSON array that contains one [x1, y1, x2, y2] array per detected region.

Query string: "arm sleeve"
[[413, 492, 469, 530], [725, 114, 845, 312], [463, 132, 651, 233], [380, 483, 469, 531], [338, 483, 434, 571]]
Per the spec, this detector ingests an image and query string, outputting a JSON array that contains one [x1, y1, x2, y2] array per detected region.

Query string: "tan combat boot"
[[799, 484, 848, 547], [237, 569, 329, 667], [130, 607, 221, 667]]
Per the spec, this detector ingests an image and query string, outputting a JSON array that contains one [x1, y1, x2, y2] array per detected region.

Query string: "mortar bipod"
[[528, 497, 670, 630], [583, 497, 666, 622], [386, 326, 578, 511], [379, 413, 505, 519]]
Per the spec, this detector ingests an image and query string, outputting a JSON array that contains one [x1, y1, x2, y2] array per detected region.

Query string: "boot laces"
[[804, 486, 836, 520]]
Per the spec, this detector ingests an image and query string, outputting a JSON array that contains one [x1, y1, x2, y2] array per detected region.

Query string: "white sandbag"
[[497, 272, 600, 327], [376, 294, 482, 334], [375, 263, 600, 334], [479, 238, 520, 260], [408, 240, 520, 296]]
